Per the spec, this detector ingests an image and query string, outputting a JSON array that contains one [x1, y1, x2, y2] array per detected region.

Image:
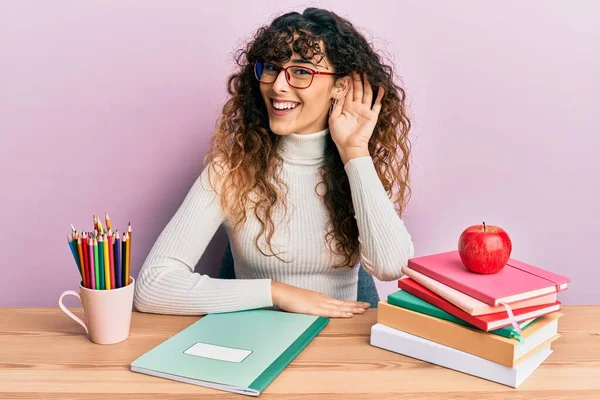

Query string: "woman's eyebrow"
[[291, 59, 329, 70]]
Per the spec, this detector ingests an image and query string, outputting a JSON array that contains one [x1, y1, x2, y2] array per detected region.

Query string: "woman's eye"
[[265, 64, 278, 72]]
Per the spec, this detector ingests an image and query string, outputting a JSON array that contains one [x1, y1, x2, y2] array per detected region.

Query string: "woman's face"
[[258, 40, 346, 136]]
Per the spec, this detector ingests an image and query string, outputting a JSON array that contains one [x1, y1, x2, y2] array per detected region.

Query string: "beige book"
[[377, 300, 562, 367], [401, 265, 558, 316]]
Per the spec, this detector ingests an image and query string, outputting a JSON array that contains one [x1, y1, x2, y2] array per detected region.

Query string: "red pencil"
[[81, 232, 90, 288], [76, 235, 86, 288]]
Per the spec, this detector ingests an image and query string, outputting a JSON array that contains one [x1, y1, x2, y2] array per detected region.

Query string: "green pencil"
[[98, 236, 105, 290], [93, 237, 100, 290]]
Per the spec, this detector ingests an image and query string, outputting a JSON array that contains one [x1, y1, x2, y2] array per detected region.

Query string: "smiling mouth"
[[270, 98, 301, 110], [269, 99, 301, 116]]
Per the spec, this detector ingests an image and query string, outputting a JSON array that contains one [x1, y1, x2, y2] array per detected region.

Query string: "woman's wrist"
[[270, 280, 282, 307]]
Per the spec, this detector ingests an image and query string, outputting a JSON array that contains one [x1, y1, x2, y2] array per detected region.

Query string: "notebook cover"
[[397, 277, 561, 331], [130, 309, 329, 396], [401, 265, 558, 316], [406, 250, 570, 306], [377, 300, 562, 367], [387, 288, 536, 340], [370, 323, 554, 388]]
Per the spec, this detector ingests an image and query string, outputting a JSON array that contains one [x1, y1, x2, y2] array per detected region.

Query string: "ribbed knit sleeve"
[[133, 162, 273, 315], [344, 156, 415, 281]]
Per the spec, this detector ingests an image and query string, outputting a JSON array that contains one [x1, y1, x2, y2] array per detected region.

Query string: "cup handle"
[[58, 290, 89, 335]]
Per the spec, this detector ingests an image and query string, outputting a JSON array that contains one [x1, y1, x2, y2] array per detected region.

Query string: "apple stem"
[[483, 221, 486, 232]]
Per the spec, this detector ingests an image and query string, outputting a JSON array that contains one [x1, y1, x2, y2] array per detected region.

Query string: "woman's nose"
[[271, 69, 290, 92]]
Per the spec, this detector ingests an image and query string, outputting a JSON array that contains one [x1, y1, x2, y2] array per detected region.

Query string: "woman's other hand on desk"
[[270, 281, 370, 318]]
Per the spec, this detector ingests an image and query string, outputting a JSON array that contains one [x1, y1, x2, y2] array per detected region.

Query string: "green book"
[[130, 309, 329, 396], [387, 290, 537, 342]]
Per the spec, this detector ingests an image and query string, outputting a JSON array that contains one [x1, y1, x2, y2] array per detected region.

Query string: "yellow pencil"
[[103, 232, 111, 290], [125, 231, 131, 285], [105, 212, 112, 231], [96, 215, 104, 233]]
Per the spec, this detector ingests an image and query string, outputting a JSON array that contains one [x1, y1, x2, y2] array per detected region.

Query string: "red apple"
[[458, 222, 512, 274]]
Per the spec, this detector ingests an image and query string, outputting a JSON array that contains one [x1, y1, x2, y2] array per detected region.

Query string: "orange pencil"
[[125, 231, 131, 286], [105, 212, 112, 231]]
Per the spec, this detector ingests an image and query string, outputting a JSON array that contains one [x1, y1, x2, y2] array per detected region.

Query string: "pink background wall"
[[1, 1, 598, 306]]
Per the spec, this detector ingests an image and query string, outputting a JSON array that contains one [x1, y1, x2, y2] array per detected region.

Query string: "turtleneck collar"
[[276, 126, 329, 166]]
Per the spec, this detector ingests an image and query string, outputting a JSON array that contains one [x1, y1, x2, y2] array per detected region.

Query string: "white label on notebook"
[[183, 342, 252, 363]]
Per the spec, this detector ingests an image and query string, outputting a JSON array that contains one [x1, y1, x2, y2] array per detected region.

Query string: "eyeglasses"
[[253, 60, 345, 89]]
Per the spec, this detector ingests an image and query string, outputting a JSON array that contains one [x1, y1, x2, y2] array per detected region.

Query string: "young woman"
[[134, 7, 414, 318]]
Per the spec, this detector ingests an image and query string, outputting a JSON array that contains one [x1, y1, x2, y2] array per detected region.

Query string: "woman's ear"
[[333, 76, 351, 100]]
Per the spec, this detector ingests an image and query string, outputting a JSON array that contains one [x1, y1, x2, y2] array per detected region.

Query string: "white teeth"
[[272, 101, 299, 110]]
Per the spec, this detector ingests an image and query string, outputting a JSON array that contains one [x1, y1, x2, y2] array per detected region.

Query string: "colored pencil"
[[121, 234, 126, 286], [108, 232, 116, 289], [105, 212, 112, 231], [102, 233, 111, 290], [68, 235, 82, 277], [68, 235, 85, 288], [67, 217, 133, 290], [115, 231, 122, 288], [125, 222, 131, 285], [82, 234, 90, 288], [77, 236, 86, 288], [94, 237, 101, 290], [97, 221, 104, 234], [93, 236, 98, 288], [96, 235, 106, 290], [88, 236, 95, 290]]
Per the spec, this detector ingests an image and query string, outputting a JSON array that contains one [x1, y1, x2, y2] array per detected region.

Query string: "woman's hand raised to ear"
[[270, 281, 371, 318], [329, 71, 385, 165]]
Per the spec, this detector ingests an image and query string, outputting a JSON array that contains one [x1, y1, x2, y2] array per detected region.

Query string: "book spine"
[[377, 303, 516, 366], [370, 324, 552, 388], [248, 316, 329, 393], [398, 280, 490, 331], [387, 293, 473, 328], [401, 268, 479, 315], [408, 261, 498, 306]]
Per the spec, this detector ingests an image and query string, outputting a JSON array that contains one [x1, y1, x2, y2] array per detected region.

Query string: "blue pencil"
[[67, 235, 82, 279], [114, 231, 122, 288]]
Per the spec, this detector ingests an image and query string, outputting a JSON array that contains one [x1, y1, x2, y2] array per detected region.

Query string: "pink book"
[[401, 265, 558, 316], [406, 250, 570, 306]]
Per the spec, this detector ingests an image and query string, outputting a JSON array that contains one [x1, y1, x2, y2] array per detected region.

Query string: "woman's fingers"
[[352, 71, 363, 103], [372, 85, 385, 114], [322, 303, 365, 314], [362, 72, 373, 106], [316, 308, 354, 318], [325, 297, 371, 308]]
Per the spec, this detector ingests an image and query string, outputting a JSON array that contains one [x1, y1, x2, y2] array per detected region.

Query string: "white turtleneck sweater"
[[133, 127, 415, 315]]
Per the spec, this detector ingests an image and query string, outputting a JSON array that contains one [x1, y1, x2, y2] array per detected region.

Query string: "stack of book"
[[370, 250, 570, 388]]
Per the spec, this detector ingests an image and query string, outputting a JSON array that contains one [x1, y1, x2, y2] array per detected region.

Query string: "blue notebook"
[[130, 309, 329, 396]]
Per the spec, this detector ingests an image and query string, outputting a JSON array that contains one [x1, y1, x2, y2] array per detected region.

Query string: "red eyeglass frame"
[[253, 61, 346, 89]]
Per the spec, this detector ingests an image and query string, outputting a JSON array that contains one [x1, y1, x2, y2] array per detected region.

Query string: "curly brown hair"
[[201, 7, 412, 269]]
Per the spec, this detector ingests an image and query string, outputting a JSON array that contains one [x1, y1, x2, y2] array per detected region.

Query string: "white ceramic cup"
[[58, 277, 135, 345]]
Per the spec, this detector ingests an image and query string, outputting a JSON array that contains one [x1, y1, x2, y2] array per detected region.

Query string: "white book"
[[370, 323, 552, 388]]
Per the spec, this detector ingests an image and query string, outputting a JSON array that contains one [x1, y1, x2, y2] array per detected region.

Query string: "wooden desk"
[[1, 306, 599, 399]]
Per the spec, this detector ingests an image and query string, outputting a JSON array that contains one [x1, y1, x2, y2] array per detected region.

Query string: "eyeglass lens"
[[255, 61, 313, 88]]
